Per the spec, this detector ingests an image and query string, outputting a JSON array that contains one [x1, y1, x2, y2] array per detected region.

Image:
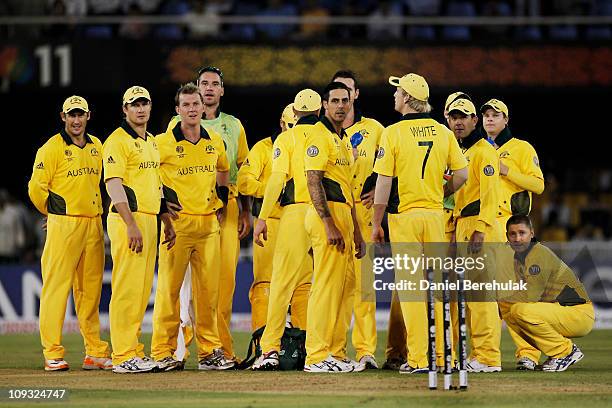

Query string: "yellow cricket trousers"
[[496, 215, 542, 362], [304, 202, 354, 365], [385, 207, 458, 366], [218, 197, 240, 358], [40, 214, 109, 360], [108, 212, 157, 365], [260, 204, 312, 353], [349, 202, 377, 360], [505, 302, 594, 358], [388, 209, 445, 369], [455, 215, 503, 367], [152, 213, 222, 361], [249, 217, 279, 331]]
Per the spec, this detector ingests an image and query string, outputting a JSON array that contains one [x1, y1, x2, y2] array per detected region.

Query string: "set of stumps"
[[426, 268, 469, 391]]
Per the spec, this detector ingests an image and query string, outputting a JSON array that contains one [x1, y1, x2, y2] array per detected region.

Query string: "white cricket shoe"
[[516, 356, 537, 371], [198, 349, 235, 371], [304, 357, 354, 373], [542, 344, 584, 372], [112, 357, 156, 374], [82, 355, 112, 370], [359, 355, 379, 369], [251, 350, 280, 371], [45, 359, 69, 372], [466, 358, 501, 373]]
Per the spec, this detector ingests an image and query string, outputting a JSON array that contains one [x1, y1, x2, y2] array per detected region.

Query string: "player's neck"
[[342, 108, 355, 129], [127, 120, 147, 139], [325, 114, 343, 135], [181, 122, 200, 143], [66, 130, 86, 147], [203, 104, 220, 120], [400, 106, 418, 116]]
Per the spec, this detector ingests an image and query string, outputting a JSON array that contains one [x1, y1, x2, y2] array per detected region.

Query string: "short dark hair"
[[196, 66, 224, 86], [175, 83, 203, 106], [332, 70, 359, 90], [506, 215, 533, 231], [322, 81, 351, 102]]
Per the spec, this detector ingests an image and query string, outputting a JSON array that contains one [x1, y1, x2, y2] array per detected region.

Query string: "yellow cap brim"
[[388, 76, 401, 87]]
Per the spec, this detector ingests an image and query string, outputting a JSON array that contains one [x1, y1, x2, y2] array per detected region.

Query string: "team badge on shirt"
[[377, 147, 385, 159], [533, 156, 539, 167], [90, 147, 99, 156], [529, 265, 541, 276], [273, 147, 281, 159], [307, 145, 319, 157], [483, 165, 495, 176]]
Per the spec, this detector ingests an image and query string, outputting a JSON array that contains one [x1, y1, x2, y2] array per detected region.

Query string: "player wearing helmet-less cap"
[[448, 98, 503, 373], [481, 98, 545, 371], [250, 91, 320, 371], [237, 104, 307, 332], [103, 86, 176, 373], [331, 70, 384, 370], [372, 73, 468, 374], [29, 96, 111, 372]]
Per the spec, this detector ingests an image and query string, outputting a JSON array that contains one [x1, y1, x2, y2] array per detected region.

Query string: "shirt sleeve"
[[447, 130, 468, 171], [271, 134, 290, 176], [236, 121, 249, 167], [237, 142, 265, 196], [28, 142, 57, 215], [504, 142, 545, 194], [103, 136, 128, 181], [303, 128, 329, 172], [372, 127, 395, 177], [476, 147, 500, 232]]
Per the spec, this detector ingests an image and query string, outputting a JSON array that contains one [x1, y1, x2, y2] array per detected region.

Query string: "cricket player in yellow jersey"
[[331, 70, 384, 369], [481, 98, 545, 370], [237, 104, 297, 331], [372, 73, 468, 374], [168, 67, 250, 362], [250, 91, 319, 371], [500, 215, 594, 372], [103, 86, 176, 373], [28, 96, 110, 372], [303, 82, 365, 373], [448, 98, 503, 372], [151, 83, 234, 371]]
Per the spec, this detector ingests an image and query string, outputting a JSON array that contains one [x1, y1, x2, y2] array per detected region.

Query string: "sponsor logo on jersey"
[[107, 156, 116, 164], [35, 162, 44, 170], [64, 149, 72, 157], [177, 165, 216, 175], [67, 167, 99, 177], [206, 145, 215, 154], [483, 165, 495, 176], [176, 145, 184, 154], [307, 145, 319, 157], [138, 161, 159, 169], [529, 265, 541, 276]]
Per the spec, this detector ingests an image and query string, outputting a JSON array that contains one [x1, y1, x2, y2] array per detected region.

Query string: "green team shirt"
[[167, 112, 249, 196]]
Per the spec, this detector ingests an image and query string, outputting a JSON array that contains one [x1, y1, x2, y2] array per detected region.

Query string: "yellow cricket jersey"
[[272, 115, 320, 205], [168, 112, 248, 198], [303, 116, 355, 207], [237, 134, 282, 218], [373, 113, 467, 213], [345, 113, 384, 202], [454, 132, 500, 232], [499, 242, 590, 305], [494, 128, 544, 218], [103, 121, 162, 215], [28, 130, 103, 217], [156, 123, 229, 215]]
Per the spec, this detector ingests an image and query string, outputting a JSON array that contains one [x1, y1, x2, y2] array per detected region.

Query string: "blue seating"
[[549, 25, 578, 40], [442, 1, 475, 41], [83, 25, 113, 39]]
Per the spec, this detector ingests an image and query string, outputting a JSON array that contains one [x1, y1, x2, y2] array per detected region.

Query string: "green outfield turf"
[[0, 330, 611, 407]]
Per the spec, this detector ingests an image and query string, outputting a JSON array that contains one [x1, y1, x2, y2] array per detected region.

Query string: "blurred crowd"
[[2, 0, 611, 41]]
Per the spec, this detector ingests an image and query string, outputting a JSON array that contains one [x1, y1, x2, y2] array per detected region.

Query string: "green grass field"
[[1, 330, 611, 407]]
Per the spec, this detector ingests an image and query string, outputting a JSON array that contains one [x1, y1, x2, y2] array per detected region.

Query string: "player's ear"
[[175, 105, 180, 115], [354, 89, 360, 100], [322, 100, 328, 111], [60, 112, 66, 122], [86, 112, 91, 121]]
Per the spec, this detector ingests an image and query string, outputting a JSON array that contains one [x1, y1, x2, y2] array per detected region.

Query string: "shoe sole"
[[83, 364, 113, 370], [467, 368, 502, 373], [112, 368, 155, 374], [45, 366, 69, 372]]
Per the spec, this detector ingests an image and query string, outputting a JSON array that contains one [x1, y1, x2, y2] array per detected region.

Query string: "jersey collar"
[[459, 127, 485, 150], [320, 115, 347, 139], [60, 129, 93, 146], [400, 112, 431, 122], [121, 120, 149, 140], [513, 239, 538, 265], [172, 122, 211, 142], [296, 114, 319, 126], [271, 129, 281, 144], [493, 126, 513, 147]]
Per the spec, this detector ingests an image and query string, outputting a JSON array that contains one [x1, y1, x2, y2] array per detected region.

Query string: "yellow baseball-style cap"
[[388, 73, 429, 101], [444, 91, 470, 111], [481, 98, 509, 117], [62, 95, 89, 113], [294, 89, 321, 112], [281, 103, 296, 127], [123, 86, 151, 105], [447, 98, 476, 116]]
